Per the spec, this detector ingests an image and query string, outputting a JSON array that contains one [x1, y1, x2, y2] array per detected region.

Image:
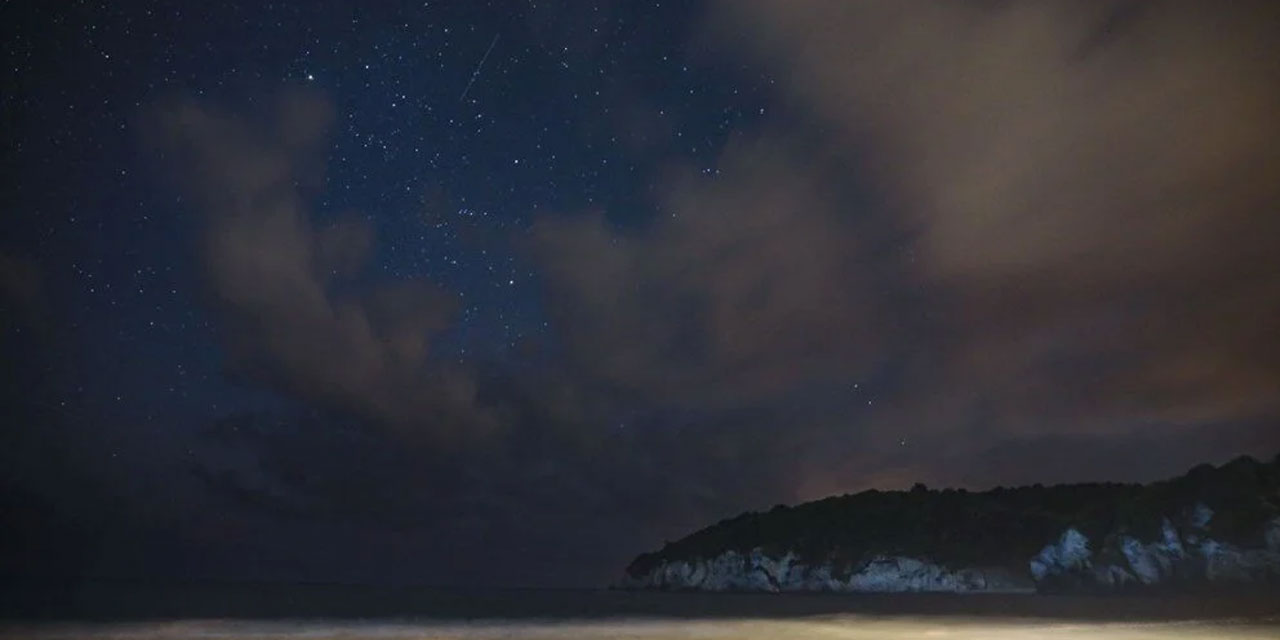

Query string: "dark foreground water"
[[3, 584, 1279, 639]]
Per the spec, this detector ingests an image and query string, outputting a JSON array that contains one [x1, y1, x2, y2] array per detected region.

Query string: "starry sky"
[[2, 1, 1279, 587]]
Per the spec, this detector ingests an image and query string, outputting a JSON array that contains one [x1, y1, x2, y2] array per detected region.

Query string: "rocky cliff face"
[[1031, 507, 1280, 590], [619, 455, 1280, 593], [617, 549, 1034, 593]]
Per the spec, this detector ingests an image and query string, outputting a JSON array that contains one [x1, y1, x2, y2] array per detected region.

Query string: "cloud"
[[532, 135, 893, 408], [523, 0, 1280, 505], [139, 2, 1280, 582], [147, 90, 809, 585], [151, 90, 495, 444], [706, 0, 1280, 433]]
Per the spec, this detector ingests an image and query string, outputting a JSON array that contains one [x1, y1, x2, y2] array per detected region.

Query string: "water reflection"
[[5, 616, 1278, 639]]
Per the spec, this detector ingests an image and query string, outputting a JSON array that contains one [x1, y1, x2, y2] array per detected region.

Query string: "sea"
[[2, 583, 1278, 639]]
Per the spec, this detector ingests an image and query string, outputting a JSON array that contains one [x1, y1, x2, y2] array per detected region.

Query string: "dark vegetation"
[[627, 455, 1280, 579]]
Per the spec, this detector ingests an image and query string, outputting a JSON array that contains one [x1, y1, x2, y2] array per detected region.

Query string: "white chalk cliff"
[[618, 548, 1032, 593]]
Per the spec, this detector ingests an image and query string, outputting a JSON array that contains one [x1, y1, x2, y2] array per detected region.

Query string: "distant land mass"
[[619, 454, 1280, 593]]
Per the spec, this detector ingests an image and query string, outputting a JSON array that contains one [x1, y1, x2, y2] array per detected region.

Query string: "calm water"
[[3, 584, 1278, 639]]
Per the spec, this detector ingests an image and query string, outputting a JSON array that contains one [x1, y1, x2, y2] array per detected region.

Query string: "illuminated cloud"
[[707, 0, 1280, 434]]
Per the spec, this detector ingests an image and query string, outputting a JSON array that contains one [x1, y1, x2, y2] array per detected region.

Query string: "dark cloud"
[[151, 90, 497, 444], [146, 90, 806, 585]]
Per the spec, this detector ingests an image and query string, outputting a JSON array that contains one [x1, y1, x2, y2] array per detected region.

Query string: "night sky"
[[2, 1, 1278, 588]]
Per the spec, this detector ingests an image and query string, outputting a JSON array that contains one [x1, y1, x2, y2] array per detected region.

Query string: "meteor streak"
[[459, 34, 499, 102]]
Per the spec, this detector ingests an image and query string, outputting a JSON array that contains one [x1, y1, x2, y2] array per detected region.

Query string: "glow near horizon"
[[5, 616, 1278, 640]]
